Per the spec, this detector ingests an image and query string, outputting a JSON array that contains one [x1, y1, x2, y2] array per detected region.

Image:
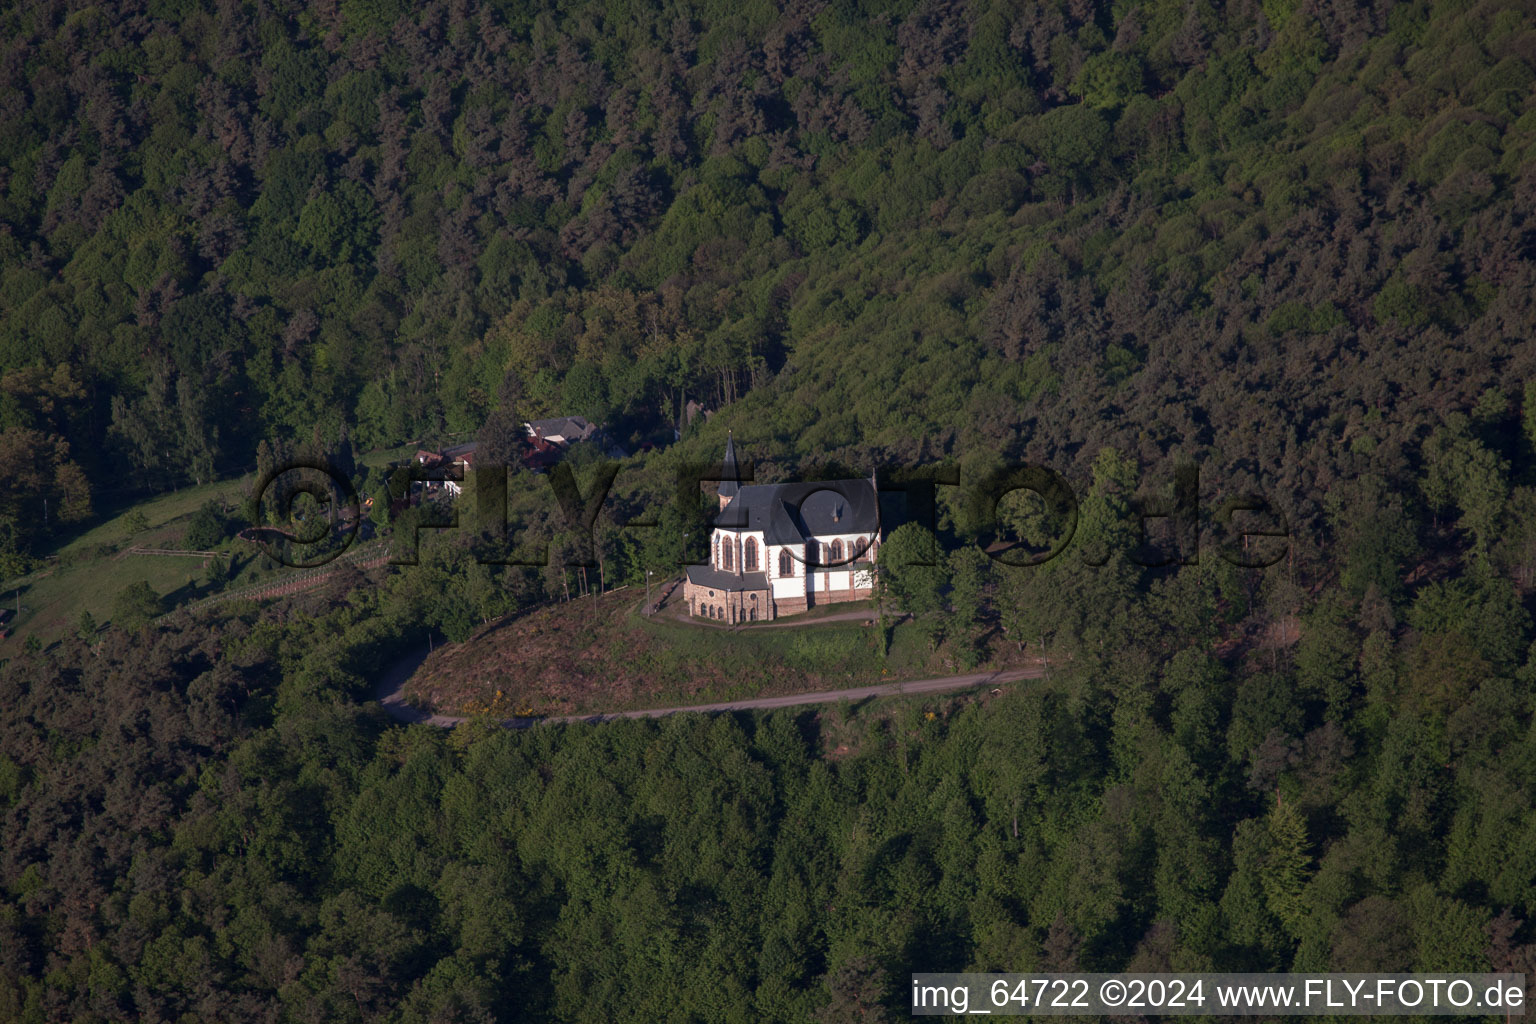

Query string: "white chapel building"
[[683, 435, 881, 622]]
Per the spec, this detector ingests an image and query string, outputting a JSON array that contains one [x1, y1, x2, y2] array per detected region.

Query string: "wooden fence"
[[181, 544, 392, 613]]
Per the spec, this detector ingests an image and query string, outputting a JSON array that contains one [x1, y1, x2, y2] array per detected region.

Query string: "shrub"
[[184, 501, 226, 550], [112, 581, 163, 632]]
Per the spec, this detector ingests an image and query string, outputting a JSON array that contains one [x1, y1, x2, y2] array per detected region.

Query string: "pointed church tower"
[[718, 431, 740, 511]]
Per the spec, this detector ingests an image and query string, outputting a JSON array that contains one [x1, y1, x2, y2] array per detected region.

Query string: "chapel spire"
[[718, 431, 740, 510]]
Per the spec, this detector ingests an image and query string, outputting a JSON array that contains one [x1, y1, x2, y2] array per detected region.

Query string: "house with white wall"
[[683, 435, 881, 623]]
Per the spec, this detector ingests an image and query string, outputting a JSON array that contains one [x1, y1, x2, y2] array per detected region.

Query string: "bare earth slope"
[[397, 585, 1031, 718]]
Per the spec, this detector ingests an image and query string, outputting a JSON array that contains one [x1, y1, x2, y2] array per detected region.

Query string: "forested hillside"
[[3, 511, 1536, 1021], [4, 0, 1536, 1019], [2, 0, 1535, 536]]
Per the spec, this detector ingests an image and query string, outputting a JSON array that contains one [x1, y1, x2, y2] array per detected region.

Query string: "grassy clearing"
[[404, 584, 1024, 717], [1, 445, 416, 651], [57, 474, 253, 557], [2, 476, 251, 644], [3, 552, 210, 644]]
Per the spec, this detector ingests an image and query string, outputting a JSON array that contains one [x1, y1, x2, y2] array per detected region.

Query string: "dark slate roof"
[[685, 565, 770, 592], [719, 433, 740, 499], [717, 478, 878, 545], [526, 416, 596, 442]]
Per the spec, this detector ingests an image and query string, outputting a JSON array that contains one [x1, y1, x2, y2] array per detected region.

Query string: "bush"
[[111, 581, 163, 632], [204, 554, 230, 586], [184, 501, 227, 550]]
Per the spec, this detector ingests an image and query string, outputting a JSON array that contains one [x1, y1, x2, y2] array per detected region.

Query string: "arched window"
[[854, 536, 869, 559], [778, 550, 794, 577], [722, 537, 733, 571], [744, 537, 759, 571], [829, 539, 844, 564]]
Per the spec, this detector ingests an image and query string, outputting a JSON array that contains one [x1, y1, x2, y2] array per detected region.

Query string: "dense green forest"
[[4, 500, 1536, 1020], [1, 0, 1533, 543], [3, 0, 1536, 1018]]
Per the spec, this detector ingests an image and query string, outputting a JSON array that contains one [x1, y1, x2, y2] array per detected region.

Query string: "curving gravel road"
[[373, 651, 1046, 729]]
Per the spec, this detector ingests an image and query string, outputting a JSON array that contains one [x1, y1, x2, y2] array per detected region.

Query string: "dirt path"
[[373, 650, 1046, 729]]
